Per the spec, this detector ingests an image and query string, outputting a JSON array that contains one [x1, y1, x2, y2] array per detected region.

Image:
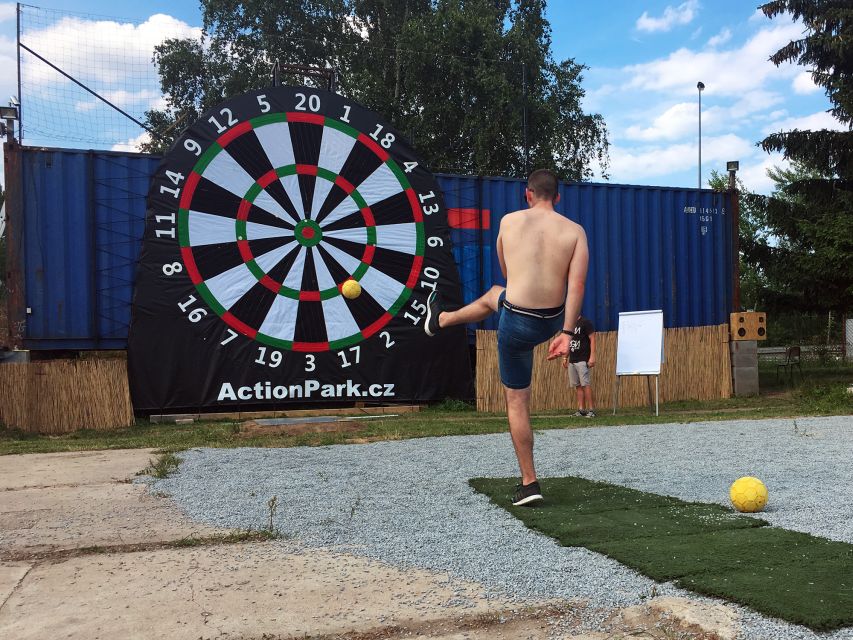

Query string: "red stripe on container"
[[360, 206, 375, 227], [293, 341, 329, 352], [361, 244, 375, 266], [406, 189, 422, 222], [287, 112, 325, 125], [179, 172, 201, 210], [296, 164, 318, 176], [222, 311, 257, 339], [180, 247, 202, 284], [357, 133, 389, 162], [448, 208, 490, 229], [216, 121, 252, 147], [406, 255, 423, 288], [299, 290, 321, 301], [362, 313, 392, 339]]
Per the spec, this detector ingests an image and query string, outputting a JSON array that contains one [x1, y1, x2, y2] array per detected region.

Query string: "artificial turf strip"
[[469, 476, 853, 631]]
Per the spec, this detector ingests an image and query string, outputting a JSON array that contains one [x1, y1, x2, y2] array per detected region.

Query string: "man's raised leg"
[[425, 285, 503, 336]]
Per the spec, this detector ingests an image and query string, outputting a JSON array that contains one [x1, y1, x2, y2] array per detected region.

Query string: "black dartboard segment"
[[128, 86, 472, 412]]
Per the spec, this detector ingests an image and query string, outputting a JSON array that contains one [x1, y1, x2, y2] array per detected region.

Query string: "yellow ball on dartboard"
[[729, 476, 768, 513], [341, 279, 362, 299]]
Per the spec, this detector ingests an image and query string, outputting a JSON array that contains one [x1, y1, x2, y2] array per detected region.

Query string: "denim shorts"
[[497, 291, 565, 389]]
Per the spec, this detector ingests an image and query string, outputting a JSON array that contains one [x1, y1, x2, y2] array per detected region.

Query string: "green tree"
[[759, 162, 852, 313], [707, 171, 768, 311], [759, 1, 852, 180], [756, 1, 852, 313], [142, 0, 609, 181]]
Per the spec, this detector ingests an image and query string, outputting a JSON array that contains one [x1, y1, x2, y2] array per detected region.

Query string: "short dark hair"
[[526, 169, 558, 203]]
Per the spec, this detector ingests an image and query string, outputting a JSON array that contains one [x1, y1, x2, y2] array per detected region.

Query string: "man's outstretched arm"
[[547, 228, 589, 360]]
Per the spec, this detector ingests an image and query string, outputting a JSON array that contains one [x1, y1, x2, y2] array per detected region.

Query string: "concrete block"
[[731, 350, 758, 368], [732, 366, 759, 396], [730, 340, 757, 355]]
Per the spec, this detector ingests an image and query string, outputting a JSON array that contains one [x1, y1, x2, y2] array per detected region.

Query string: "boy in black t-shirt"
[[562, 315, 596, 417]]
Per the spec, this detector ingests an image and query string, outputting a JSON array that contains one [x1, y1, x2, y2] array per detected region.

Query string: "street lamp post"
[[697, 81, 705, 189]]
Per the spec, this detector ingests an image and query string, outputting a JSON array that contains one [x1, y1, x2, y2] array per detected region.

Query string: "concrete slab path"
[[0, 448, 728, 640]]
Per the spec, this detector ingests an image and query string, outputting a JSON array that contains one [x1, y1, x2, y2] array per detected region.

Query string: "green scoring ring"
[[234, 164, 377, 301]]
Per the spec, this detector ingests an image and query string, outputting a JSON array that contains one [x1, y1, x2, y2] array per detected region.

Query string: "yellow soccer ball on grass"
[[729, 476, 768, 513], [341, 278, 362, 300]]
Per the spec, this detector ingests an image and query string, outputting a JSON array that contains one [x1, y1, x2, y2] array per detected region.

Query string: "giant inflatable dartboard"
[[128, 86, 471, 412]]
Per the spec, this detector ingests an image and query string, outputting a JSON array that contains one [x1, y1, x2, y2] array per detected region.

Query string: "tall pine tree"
[[756, 1, 852, 312]]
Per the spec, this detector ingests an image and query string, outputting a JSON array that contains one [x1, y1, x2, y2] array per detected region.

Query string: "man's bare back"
[[424, 168, 590, 505], [498, 204, 588, 311]]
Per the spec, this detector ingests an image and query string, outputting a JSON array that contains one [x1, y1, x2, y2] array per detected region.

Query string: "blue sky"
[[0, 1, 843, 194]]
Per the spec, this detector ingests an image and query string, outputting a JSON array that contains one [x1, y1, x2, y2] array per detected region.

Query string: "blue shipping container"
[[10, 147, 733, 349]]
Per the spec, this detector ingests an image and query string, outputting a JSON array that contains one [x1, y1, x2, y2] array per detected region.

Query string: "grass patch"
[[1, 366, 850, 456], [470, 476, 853, 631], [139, 451, 183, 479]]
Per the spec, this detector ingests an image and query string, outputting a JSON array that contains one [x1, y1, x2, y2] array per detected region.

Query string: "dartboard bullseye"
[[129, 86, 472, 412]]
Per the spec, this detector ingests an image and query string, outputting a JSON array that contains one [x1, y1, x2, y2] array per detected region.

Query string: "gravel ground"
[[145, 415, 853, 639]]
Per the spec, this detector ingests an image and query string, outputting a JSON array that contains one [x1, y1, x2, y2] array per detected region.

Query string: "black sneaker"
[[512, 481, 543, 506], [424, 291, 442, 337], [572, 410, 588, 417], [585, 410, 596, 418]]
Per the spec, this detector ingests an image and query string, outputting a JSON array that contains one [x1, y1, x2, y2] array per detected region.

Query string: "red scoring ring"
[[178, 113, 423, 348]]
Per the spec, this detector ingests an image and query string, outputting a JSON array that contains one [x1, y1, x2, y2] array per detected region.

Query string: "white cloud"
[[707, 28, 731, 48], [619, 20, 803, 97], [111, 131, 151, 152], [792, 71, 821, 94], [0, 3, 15, 23], [636, 0, 699, 33], [728, 90, 784, 118], [75, 89, 165, 113], [740, 152, 788, 194], [762, 110, 846, 135], [21, 14, 202, 87], [748, 8, 767, 23], [625, 102, 699, 141], [609, 134, 755, 182], [622, 90, 782, 143], [0, 35, 17, 101]]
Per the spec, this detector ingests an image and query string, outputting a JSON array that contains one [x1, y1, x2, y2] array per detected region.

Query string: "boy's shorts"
[[496, 291, 564, 390], [567, 361, 591, 387]]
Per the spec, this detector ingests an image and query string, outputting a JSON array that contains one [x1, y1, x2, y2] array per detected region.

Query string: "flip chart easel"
[[613, 310, 663, 416]]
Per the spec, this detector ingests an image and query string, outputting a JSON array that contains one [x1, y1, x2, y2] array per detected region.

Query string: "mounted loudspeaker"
[[730, 312, 766, 341]]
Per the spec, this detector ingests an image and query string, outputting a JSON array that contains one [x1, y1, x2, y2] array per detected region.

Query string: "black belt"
[[502, 299, 564, 319]]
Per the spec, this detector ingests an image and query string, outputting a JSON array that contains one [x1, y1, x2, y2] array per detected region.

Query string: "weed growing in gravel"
[[350, 495, 361, 519], [266, 495, 279, 534], [139, 452, 182, 479]]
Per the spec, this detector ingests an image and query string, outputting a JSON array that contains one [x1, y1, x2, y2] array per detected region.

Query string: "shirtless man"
[[424, 169, 589, 506]]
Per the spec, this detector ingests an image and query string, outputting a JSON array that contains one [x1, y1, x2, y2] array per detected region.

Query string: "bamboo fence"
[[0, 359, 134, 433], [476, 324, 732, 412]]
